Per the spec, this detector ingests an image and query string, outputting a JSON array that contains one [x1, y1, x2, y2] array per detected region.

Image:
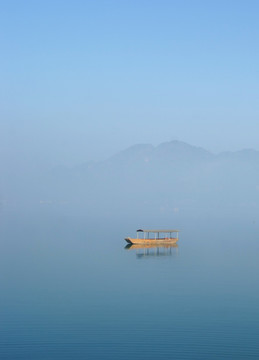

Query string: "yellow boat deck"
[[125, 243, 178, 250], [125, 237, 178, 245], [125, 229, 179, 245]]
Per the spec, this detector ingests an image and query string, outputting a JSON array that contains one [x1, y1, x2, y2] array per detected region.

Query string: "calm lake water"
[[1, 212, 259, 359]]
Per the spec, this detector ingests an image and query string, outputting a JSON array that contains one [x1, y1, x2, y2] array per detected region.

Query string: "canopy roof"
[[137, 229, 179, 233]]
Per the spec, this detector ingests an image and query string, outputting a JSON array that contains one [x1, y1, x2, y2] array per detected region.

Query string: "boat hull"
[[125, 243, 178, 250], [125, 237, 178, 245]]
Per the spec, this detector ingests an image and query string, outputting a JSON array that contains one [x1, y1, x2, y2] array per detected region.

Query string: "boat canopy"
[[137, 229, 179, 233]]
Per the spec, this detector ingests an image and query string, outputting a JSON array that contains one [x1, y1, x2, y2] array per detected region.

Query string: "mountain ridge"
[[81, 141, 259, 173], [97, 140, 259, 166], [2, 140, 259, 220]]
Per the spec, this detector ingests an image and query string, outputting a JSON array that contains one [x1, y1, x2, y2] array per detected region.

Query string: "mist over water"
[[1, 141, 259, 358]]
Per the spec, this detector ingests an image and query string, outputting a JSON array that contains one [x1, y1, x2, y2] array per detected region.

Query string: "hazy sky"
[[1, 0, 259, 165]]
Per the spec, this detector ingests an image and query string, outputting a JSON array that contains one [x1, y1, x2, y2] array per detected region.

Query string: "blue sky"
[[1, 0, 259, 165]]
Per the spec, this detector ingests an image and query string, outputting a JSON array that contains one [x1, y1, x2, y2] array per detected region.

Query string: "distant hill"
[[2, 140, 259, 220]]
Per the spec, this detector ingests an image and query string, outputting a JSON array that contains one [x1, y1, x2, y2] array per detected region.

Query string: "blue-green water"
[[1, 214, 259, 359]]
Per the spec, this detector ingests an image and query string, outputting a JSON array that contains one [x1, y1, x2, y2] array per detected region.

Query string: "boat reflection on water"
[[125, 243, 178, 259]]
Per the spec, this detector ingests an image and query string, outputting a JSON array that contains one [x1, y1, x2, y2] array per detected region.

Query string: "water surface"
[[1, 214, 259, 359]]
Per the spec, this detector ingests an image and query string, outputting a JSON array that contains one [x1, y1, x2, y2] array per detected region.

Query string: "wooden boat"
[[125, 229, 179, 245]]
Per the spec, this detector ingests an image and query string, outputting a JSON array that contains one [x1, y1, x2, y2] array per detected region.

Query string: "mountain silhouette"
[[2, 140, 259, 220]]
